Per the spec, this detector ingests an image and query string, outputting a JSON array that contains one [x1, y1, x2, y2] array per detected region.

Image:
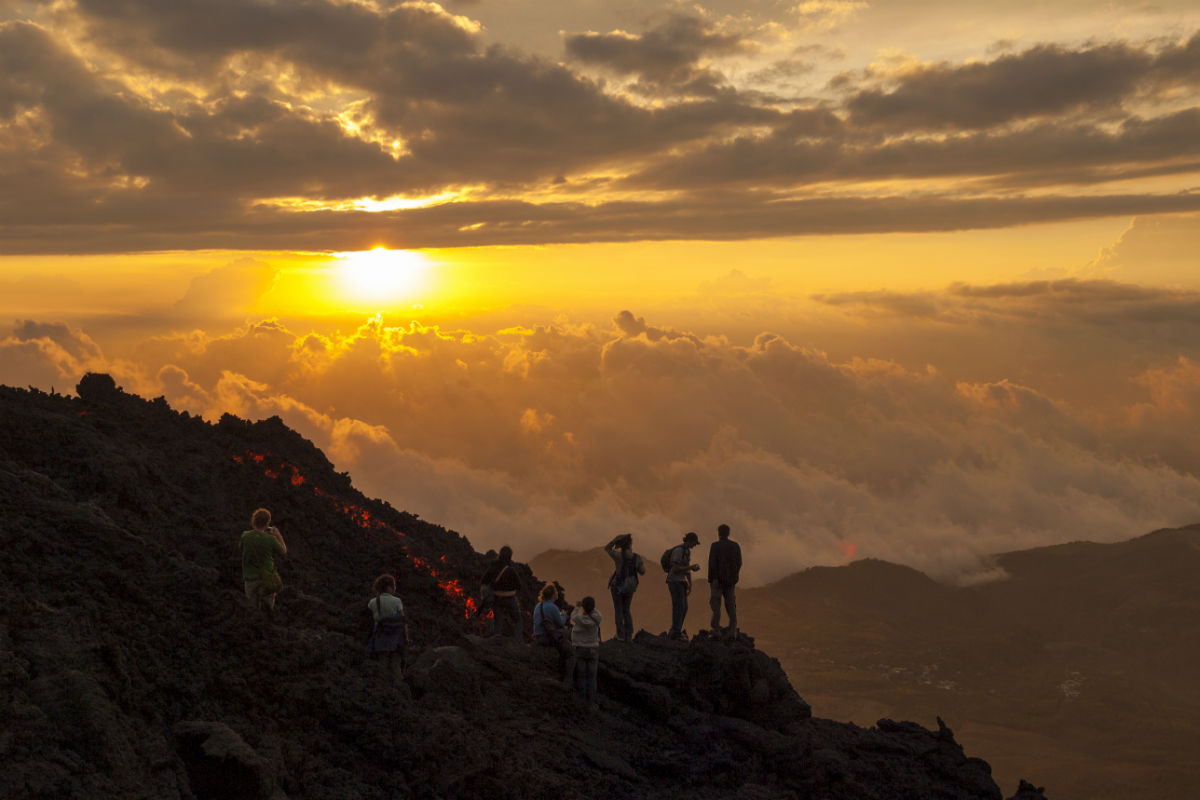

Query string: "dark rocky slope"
[[0, 376, 1044, 800]]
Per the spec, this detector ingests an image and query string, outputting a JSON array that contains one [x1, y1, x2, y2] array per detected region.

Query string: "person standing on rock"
[[241, 508, 286, 615], [667, 532, 700, 640], [533, 583, 569, 676], [532, 583, 567, 648], [481, 545, 523, 640], [604, 533, 645, 643], [366, 574, 408, 686], [707, 523, 742, 637], [565, 596, 603, 706]]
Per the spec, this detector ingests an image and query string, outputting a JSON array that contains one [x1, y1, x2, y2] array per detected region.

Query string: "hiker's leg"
[[495, 597, 520, 640], [584, 651, 598, 704], [394, 652, 405, 685], [724, 584, 737, 631], [610, 587, 626, 640], [668, 582, 686, 636], [244, 579, 267, 612], [621, 591, 635, 641], [564, 647, 577, 686], [709, 581, 723, 629], [509, 600, 523, 641], [680, 584, 688, 632]]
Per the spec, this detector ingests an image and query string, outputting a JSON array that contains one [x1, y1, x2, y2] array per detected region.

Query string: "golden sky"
[[2, 0, 1199, 581]]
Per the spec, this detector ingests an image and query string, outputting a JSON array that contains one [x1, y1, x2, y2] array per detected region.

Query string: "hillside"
[[0, 376, 1045, 800], [531, 529, 1200, 800]]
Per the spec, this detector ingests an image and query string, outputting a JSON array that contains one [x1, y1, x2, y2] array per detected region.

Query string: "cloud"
[[1086, 213, 1200, 287], [845, 33, 1200, 130], [2, 5, 1198, 252], [7, 289, 1197, 584], [174, 258, 279, 319], [564, 13, 752, 96], [628, 107, 1200, 190]]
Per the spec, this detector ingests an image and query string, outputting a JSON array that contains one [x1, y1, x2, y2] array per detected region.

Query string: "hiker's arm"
[[270, 526, 287, 555], [707, 544, 716, 583]]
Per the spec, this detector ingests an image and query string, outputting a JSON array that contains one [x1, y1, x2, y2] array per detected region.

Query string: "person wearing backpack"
[[481, 545, 523, 640], [604, 533, 645, 643], [707, 523, 742, 638], [533, 583, 567, 647], [665, 532, 700, 640], [565, 596, 603, 706], [366, 574, 408, 686], [241, 507, 286, 615]]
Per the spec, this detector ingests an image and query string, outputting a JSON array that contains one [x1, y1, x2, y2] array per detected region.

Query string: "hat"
[[683, 531, 700, 546]]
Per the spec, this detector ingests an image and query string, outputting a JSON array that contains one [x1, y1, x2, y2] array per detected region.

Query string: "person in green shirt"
[[241, 507, 287, 612]]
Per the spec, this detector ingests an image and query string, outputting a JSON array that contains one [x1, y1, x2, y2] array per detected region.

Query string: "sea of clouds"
[[4, 275, 1200, 586]]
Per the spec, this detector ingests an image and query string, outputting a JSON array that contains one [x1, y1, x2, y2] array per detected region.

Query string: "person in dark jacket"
[[481, 545, 523, 640], [707, 523, 742, 637]]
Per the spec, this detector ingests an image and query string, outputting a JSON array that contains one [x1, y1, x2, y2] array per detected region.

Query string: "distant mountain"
[[531, 526, 1200, 800], [0, 375, 1044, 800]]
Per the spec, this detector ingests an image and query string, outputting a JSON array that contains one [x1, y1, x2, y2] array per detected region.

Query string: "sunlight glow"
[[334, 248, 430, 303]]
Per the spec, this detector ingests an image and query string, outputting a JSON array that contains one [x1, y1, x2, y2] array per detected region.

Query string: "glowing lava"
[[234, 450, 481, 619]]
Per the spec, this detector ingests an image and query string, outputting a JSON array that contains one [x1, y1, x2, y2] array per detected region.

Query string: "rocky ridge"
[[0, 376, 1045, 799]]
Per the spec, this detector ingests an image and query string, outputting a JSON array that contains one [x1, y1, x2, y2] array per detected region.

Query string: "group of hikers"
[[239, 508, 743, 705]]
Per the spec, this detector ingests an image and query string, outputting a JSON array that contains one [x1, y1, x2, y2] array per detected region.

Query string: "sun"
[[334, 247, 429, 303]]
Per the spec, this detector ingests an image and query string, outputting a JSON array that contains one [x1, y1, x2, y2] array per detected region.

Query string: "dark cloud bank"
[[0, 3, 1197, 252]]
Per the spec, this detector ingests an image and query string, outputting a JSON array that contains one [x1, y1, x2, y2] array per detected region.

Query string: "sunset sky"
[[3, 0, 1199, 583]]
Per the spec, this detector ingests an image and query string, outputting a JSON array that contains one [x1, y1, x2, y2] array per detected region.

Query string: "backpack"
[[660, 546, 679, 573], [536, 601, 564, 643], [367, 613, 407, 654], [610, 551, 638, 594], [260, 570, 283, 593]]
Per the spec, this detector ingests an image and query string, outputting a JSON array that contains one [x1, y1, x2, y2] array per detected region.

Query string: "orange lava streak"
[[234, 449, 483, 619]]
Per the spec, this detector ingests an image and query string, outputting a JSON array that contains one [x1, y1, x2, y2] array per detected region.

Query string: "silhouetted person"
[[565, 596, 602, 706], [366, 574, 408, 685], [707, 523, 742, 637], [604, 533, 645, 642], [241, 508, 286, 615], [481, 545, 522, 640], [533, 583, 567, 647], [533, 582, 569, 676], [667, 532, 700, 640]]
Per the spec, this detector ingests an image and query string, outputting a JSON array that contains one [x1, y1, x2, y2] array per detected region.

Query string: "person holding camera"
[[565, 596, 603, 706], [241, 507, 287, 614], [604, 533, 645, 643], [667, 531, 701, 641]]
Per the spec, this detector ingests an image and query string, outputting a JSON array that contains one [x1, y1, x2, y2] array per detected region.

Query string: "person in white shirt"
[[565, 596, 603, 706], [367, 574, 407, 685]]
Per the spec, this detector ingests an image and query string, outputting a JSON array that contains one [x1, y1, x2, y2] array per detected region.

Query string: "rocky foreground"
[[0, 376, 1045, 799]]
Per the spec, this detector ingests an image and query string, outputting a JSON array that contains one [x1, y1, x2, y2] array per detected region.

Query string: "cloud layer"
[[0, 2, 1197, 252], [7, 278, 1200, 584]]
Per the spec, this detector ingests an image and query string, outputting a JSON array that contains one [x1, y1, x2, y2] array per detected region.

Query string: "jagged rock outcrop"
[[0, 377, 1046, 799]]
